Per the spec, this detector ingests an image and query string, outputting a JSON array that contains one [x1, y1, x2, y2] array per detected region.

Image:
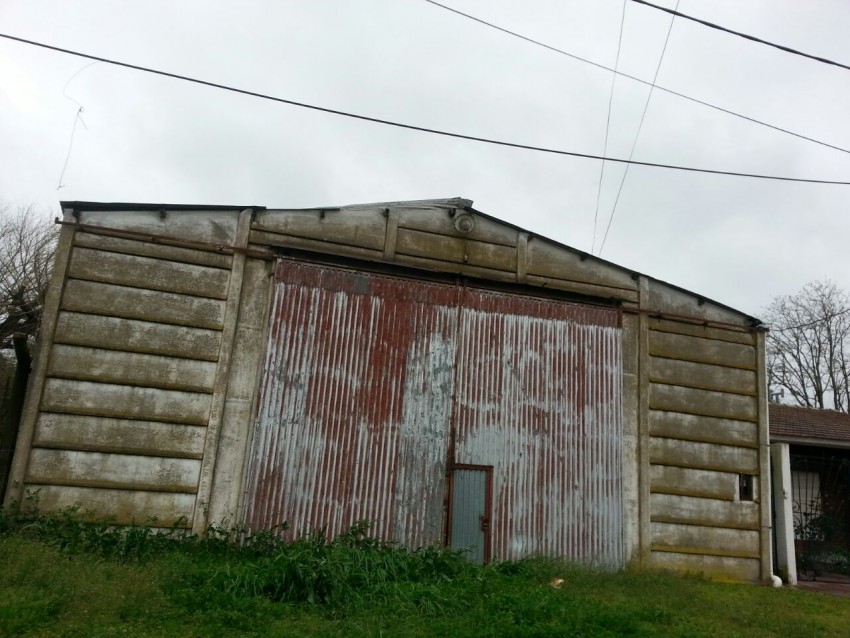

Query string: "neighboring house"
[[770, 404, 850, 584], [4, 198, 771, 581]]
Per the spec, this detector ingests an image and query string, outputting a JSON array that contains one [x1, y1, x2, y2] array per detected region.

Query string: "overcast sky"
[[2, 0, 849, 318]]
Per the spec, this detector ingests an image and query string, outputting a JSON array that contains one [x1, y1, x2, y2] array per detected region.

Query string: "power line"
[[2, 31, 850, 185], [592, 0, 627, 255], [629, 0, 850, 73], [771, 307, 850, 332], [599, 0, 679, 256], [420, 0, 850, 157], [57, 60, 97, 190], [57, 107, 86, 190]]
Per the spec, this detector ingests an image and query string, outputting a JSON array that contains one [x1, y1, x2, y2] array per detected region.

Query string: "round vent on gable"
[[454, 212, 475, 233]]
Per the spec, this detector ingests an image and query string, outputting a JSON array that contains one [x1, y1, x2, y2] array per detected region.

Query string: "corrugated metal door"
[[241, 261, 458, 547], [453, 288, 624, 566], [449, 466, 492, 564], [243, 260, 623, 567]]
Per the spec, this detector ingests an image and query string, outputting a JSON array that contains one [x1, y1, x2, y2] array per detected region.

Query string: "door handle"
[[479, 515, 490, 533]]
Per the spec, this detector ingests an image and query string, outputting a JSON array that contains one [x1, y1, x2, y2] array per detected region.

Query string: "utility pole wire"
[[599, 0, 679, 256], [629, 0, 850, 73], [771, 307, 850, 333], [420, 0, 850, 157], [592, 0, 628, 256], [57, 108, 86, 190], [2, 32, 850, 185], [57, 60, 98, 190]]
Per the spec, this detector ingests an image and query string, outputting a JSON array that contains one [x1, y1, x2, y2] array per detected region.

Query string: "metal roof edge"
[[261, 197, 473, 213], [60, 201, 266, 212]]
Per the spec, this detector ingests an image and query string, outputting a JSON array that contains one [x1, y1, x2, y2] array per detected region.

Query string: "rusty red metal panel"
[[453, 287, 623, 567], [243, 262, 622, 568], [242, 261, 458, 547]]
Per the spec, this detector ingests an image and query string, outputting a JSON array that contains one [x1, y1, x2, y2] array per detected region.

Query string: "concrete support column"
[[755, 331, 773, 583], [771, 442, 797, 585], [191, 208, 253, 535]]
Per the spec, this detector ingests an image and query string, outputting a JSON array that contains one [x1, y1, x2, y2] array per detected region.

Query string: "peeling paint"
[[242, 261, 624, 567]]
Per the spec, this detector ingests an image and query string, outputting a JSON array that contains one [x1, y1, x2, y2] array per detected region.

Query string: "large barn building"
[[4, 198, 770, 581]]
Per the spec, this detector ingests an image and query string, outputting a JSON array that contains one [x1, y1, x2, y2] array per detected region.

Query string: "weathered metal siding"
[[243, 260, 624, 566], [453, 289, 623, 566], [243, 261, 458, 548]]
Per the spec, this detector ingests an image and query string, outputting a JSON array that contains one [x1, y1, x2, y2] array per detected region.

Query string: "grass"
[[2, 507, 850, 637]]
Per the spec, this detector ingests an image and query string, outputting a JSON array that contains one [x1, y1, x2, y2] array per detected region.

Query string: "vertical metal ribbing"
[[453, 289, 624, 567], [243, 263, 623, 568], [242, 261, 457, 544]]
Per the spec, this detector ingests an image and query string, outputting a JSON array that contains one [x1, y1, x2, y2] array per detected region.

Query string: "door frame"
[[446, 463, 494, 564]]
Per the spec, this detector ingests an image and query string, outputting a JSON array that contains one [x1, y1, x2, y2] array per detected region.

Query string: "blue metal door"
[[449, 466, 492, 564]]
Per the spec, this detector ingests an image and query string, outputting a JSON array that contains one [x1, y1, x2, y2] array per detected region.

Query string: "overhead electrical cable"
[[57, 60, 97, 189], [591, 0, 628, 255], [2, 32, 850, 185], [629, 0, 850, 73], [598, 0, 679, 255], [420, 0, 850, 157], [771, 307, 850, 332]]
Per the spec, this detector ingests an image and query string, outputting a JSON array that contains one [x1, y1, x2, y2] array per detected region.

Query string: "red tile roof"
[[770, 404, 850, 443]]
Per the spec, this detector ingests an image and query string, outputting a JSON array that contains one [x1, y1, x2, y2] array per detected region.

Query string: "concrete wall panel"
[[649, 384, 757, 421], [249, 229, 383, 261], [54, 312, 221, 361], [74, 232, 233, 268], [77, 209, 239, 245], [395, 227, 517, 272], [651, 522, 759, 557], [253, 208, 387, 251], [650, 357, 756, 395], [649, 550, 761, 582], [526, 238, 638, 290], [62, 279, 226, 330], [649, 410, 757, 447], [648, 317, 754, 345], [27, 484, 196, 527], [27, 449, 200, 493], [68, 247, 230, 299], [397, 209, 517, 246], [649, 465, 739, 501], [650, 331, 756, 370], [41, 379, 212, 425], [33, 413, 206, 459], [48, 345, 217, 393], [650, 493, 759, 530], [647, 279, 757, 326], [650, 438, 759, 474]]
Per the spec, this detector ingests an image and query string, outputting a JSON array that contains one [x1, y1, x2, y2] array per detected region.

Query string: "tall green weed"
[[1, 503, 473, 611], [173, 521, 474, 609]]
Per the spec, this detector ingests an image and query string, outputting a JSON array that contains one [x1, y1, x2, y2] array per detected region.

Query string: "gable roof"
[[59, 197, 762, 328], [770, 404, 850, 446]]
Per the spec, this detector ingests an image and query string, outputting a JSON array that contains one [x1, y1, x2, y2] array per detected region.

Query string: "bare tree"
[[0, 204, 58, 363], [764, 280, 850, 411]]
